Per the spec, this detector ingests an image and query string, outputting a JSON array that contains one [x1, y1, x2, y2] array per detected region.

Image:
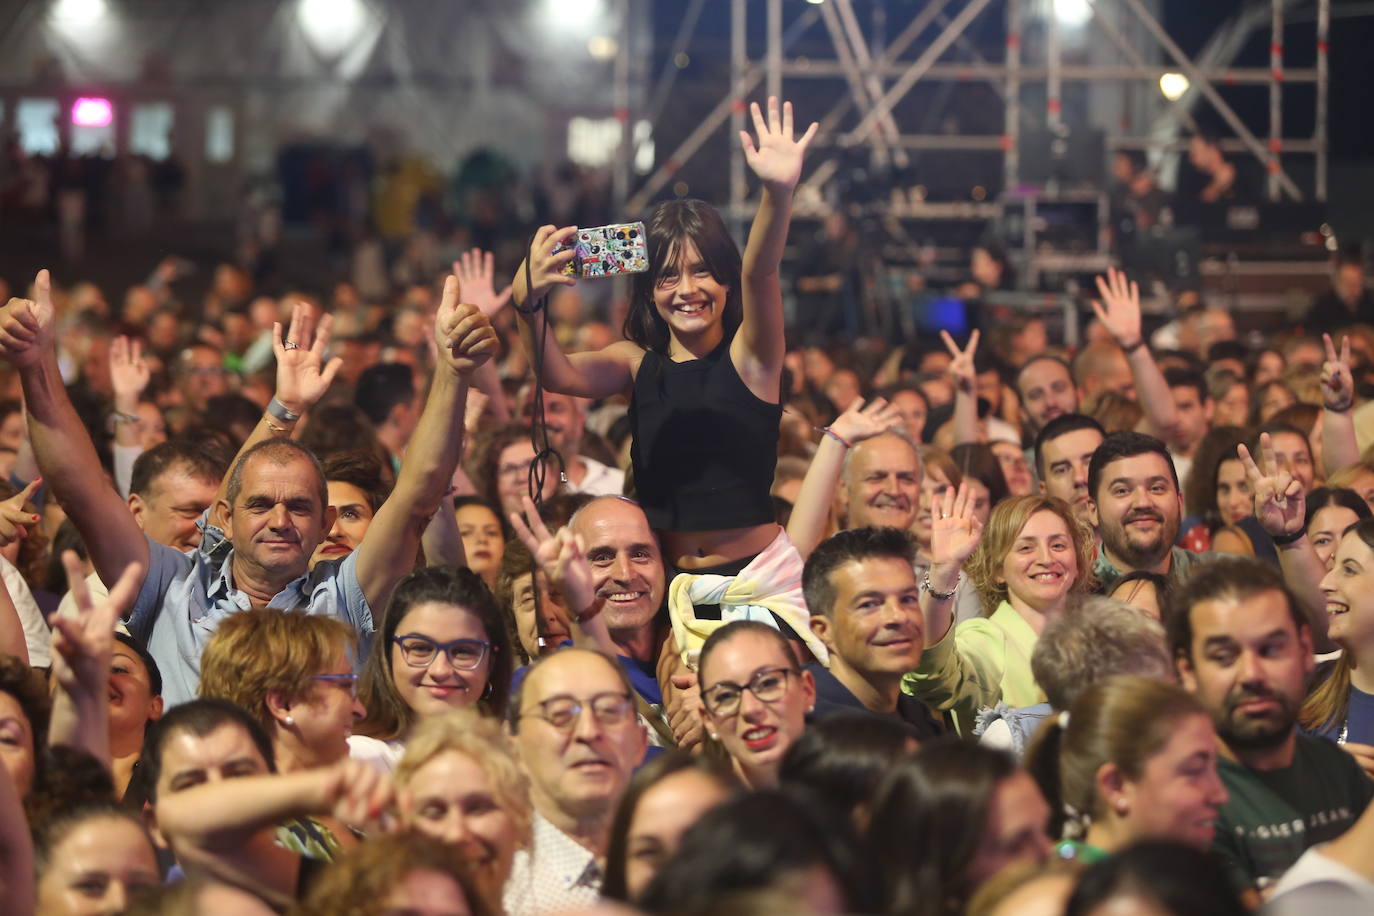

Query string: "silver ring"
[[282, 340, 300, 350]]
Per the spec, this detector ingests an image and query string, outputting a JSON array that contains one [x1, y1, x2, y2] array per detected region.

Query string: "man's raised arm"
[[0, 271, 147, 589], [354, 275, 498, 609]]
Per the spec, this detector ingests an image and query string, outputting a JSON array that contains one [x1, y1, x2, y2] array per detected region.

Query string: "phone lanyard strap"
[[514, 232, 548, 316]]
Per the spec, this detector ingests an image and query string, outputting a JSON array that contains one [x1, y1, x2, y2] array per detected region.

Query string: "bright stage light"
[[1053, 0, 1092, 27], [806, 0, 827, 6], [588, 35, 618, 60], [298, 0, 367, 57], [51, 0, 107, 23], [1159, 72, 1190, 101], [72, 97, 113, 127]]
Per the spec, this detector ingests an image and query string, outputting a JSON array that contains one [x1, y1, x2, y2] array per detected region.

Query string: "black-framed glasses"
[[521, 691, 635, 731], [701, 667, 797, 718], [312, 673, 359, 699], [393, 634, 492, 671]]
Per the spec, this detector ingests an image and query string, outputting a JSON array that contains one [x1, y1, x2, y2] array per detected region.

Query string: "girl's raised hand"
[[513, 225, 578, 311], [739, 97, 819, 192]]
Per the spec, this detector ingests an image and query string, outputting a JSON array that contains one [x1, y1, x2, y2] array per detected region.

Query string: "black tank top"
[[629, 337, 782, 532]]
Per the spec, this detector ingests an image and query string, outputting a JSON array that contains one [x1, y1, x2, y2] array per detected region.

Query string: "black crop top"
[[629, 337, 782, 532]]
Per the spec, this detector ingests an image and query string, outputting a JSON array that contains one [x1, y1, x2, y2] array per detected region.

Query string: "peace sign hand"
[[930, 481, 985, 570], [1091, 267, 1143, 350], [0, 478, 41, 548], [941, 329, 981, 396], [739, 96, 819, 192], [48, 551, 144, 697], [1237, 434, 1305, 538], [1321, 333, 1355, 413], [509, 495, 597, 621]]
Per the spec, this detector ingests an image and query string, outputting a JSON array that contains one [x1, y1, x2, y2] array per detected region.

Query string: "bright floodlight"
[[1159, 72, 1190, 101], [52, 0, 106, 22], [806, 0, 826, 5], [298, 0, 367, 56], [1053, 0, 1092, 27], [587, 35, 618, 60], [72, 97, 113, 127]]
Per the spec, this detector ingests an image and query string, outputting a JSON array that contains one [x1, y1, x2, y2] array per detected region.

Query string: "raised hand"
[[1091, 267, 1144, 350], [739, 97, 819, 192], [273, 302, 343, 414], [1237, 434, 1305, 538], [512, 225, 578, 310], [0, 269, 56, 369], [941, 329, 981, 397], [48, 551, 144, 697], [828, 396, 903, 446], [453, 248, 513, 319], [435, 276, 498, 377], [110, 336, 151, 412], [1321, 333, 1355, 413], [509, 495, 597, 620], [0, 479, 41, 548], [930, 481, 984, 570]]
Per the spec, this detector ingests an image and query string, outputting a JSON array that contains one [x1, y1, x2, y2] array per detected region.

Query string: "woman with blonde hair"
[[1025, 676, 1227, 862], [394, 710, 531, 909], [904, 491, 1095, 734], [199, 608, 365, 858]]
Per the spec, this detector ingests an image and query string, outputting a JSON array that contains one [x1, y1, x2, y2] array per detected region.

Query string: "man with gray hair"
[[977, 595, 1173, 757]]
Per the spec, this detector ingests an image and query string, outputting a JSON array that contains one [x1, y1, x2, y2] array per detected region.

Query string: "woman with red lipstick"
[[454, 496, 505, 591], [1026, 676, 1228, 862], [696, 620, 815, 790], [905, 491, 1095, 735], [510, 98, 818, 658], [353, 566, 513, 772]]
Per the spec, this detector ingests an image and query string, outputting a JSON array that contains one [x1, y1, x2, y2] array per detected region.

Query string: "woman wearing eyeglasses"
[[198, 607, 366, 858], [696, 619, 815, 790], [352, 565, 514, 772]]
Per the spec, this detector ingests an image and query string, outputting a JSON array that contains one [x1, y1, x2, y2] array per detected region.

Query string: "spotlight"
[[1053, 0, 1091, 27], [1159, 72, 1190, 101], [51, 0, 106, 23], [587, 36, 618, 60], [72, 97, 112, 127]]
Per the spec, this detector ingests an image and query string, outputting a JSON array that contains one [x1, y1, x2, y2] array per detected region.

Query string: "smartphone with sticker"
[[554, 222, 650, 278]]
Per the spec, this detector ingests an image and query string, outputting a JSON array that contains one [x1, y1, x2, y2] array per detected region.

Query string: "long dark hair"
[[869, 739, 1019, 916], [601, 750, 737, 902], [625, 199, 743, 355], [1301, 516, 1374, 734], [356, 566, 514, 741]]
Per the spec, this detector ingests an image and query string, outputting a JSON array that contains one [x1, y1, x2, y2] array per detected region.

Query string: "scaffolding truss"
[[626, 0, 1331, 227]]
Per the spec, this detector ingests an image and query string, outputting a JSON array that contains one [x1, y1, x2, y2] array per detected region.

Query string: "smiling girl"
[[509, 98, 818, 662]]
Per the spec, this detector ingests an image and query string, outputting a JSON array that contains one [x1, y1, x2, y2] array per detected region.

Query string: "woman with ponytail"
[[1025, 675, 1228, 863]]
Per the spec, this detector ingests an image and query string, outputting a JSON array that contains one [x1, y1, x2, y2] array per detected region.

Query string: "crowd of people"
[[2, 94, 1374, 916]]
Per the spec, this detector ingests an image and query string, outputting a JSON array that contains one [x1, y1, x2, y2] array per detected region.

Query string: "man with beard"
[[1087, 430, 1211, 591], [1170, 557, 1372, 897], [1016, 355, 1081, 439]]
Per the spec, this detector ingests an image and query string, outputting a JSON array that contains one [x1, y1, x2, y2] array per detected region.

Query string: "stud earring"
[[284, 715, 294, 726]]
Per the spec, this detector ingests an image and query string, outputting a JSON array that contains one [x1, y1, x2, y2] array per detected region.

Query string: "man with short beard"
[[520, 386, 625, 496], [1170, 557, 1372, 896], [1087, 431, 1211, 591]]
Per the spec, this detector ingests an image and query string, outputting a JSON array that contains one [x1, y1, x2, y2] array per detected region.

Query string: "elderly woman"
[[198, 608, 365, 857], [352, 565, 514, 772], [904, 490, 1095, 734], [394, 710, 530, 911]]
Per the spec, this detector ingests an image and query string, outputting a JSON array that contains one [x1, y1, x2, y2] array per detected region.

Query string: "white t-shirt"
[[3, 555, 50, 668], [1266, 846, 1374, 915]]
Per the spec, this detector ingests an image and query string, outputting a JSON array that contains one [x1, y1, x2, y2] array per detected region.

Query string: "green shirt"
[[1093, 546, 1214, 593], [902, 601, 1044, 735], [1212, 734, 1373, 893], [1054, 839, 1110, 865]]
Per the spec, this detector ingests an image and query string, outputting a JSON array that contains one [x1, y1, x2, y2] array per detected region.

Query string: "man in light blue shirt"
[[0, 272, 495, 705]]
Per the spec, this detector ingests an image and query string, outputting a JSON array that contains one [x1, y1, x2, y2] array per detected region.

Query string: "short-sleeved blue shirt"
[[125, 515, 373, 707]]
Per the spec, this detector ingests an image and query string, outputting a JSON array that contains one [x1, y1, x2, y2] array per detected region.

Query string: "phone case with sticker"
[[555, 222, 650, 278]]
